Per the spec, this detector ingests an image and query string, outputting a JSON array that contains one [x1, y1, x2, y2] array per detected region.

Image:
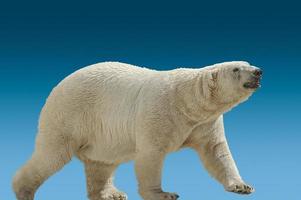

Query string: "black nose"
[[253, 69, 263, 77]]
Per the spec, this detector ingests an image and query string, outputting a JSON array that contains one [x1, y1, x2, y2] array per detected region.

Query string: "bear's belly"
[[79, 134, 137, 164]]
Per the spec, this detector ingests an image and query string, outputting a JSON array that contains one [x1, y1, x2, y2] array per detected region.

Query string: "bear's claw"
[[225, 183, 254, 195], [99, 188, 127, 200], [163, 192, 179, 200], [140, 191, 179, 200]]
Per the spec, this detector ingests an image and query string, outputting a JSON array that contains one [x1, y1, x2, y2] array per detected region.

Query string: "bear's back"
[[39, 62, 161, 134], [46, 62, 156, 103]]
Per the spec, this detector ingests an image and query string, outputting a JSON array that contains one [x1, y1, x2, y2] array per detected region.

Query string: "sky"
[[0, 1, 301, 200]]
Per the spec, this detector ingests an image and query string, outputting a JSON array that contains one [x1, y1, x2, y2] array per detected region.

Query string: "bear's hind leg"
[[12, 131, 73, 200], [84, 160, 127, 200]]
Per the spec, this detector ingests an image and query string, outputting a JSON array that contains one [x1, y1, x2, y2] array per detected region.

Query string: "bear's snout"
[[253, 69, 263, 77], [243, 68, 262, 89]]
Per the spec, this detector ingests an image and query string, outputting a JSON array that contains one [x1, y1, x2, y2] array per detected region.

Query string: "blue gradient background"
[[1, 1, 300, 200]]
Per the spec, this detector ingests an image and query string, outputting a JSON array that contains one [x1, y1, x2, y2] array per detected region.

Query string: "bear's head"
[[205, 61, 262, 105]]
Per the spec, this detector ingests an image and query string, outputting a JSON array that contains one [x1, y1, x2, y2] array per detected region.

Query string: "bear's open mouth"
[[243, 79, 260, 89]]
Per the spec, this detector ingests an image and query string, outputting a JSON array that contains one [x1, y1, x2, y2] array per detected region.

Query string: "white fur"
[[13, 61, 260, 200]]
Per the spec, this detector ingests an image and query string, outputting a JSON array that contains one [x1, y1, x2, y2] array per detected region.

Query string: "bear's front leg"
[[135, 149, 179, 200], [191, 116, 254, 195]]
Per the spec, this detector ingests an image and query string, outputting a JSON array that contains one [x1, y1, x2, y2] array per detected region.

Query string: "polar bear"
[[13, 61, 262, 200]]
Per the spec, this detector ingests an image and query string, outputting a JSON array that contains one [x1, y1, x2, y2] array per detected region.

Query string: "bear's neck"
[[170, 69, 242, 126]]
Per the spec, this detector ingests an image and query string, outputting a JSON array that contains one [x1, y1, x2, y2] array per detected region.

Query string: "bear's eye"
[[233, 68, 239, 72]]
